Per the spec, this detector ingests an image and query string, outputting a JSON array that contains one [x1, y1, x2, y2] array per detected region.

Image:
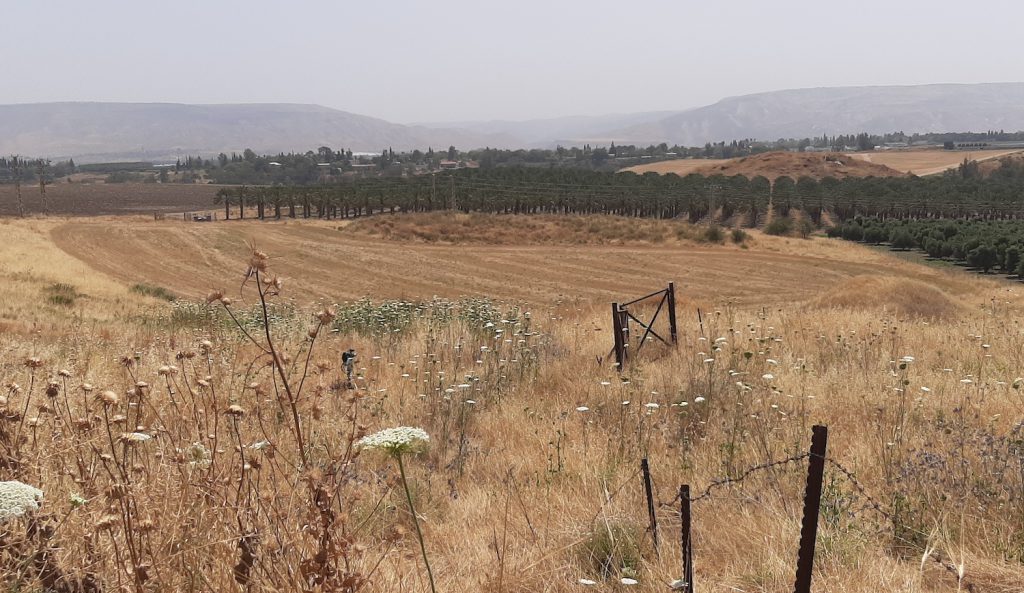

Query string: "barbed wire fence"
[[639, 424, 978, 593]]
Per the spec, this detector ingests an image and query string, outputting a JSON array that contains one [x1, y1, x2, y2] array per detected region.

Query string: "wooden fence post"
[[680, 484, 694, 593], [793, 425, 828, 593], [641, 458, 658, 554], [611, 303, 625, 369]]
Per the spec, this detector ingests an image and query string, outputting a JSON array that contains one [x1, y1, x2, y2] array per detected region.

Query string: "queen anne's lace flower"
[[356, 426, 429, 456], [0, 480, 43, 523]]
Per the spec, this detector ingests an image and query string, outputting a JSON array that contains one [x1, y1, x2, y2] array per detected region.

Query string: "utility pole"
[[37, 160, 47, 214]]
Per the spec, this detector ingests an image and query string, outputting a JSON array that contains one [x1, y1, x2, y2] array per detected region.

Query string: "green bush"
[[701, 225, 725, 243], [731, 228, 749, 244], [764, 216, 792, 236]]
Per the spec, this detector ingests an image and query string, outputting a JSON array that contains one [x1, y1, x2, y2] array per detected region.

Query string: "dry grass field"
[[1, 213, 1023, 593], [625, 149, 1024, 179], [623, 152, 904, 180], [850, 149, 1024, 176]]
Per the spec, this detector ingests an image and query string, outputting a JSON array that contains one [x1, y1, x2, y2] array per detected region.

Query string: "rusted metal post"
[[667, 282, 678, 345], [794, 425, 828, 593], [641, 458, 658, 554], [680, 484, 693, 593]]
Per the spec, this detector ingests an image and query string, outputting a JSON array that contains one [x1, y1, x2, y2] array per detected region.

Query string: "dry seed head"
[[95, 515, 118, 530], [80, 383, 94, 393], [97, 390, 119, 406], [199, 340, 213, 353], [205, 290, 224, 304], [316, 307, 336, 324], [225, 404, 245, 417], [120, 356, 135, 368], [45, 382, 59, 398], [24, 357, 44, 369], [58, 369, 71, 378]]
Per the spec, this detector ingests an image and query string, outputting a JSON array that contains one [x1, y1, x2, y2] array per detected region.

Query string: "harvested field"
[[0, 181, 220, 216], [850, 148, 1024, 175], [624, 151, 905, 180], [50, 214, 980, 308], [2, 213, 1023, 593]]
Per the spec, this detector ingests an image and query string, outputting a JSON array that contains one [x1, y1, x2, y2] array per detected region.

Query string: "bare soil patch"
[[0, 182, 220, 216]]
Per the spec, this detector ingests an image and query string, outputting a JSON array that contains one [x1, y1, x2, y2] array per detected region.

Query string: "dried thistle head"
[[97, 390, 120, 407], [24, 357, 44, 369], [199, 340, 213, 353], [225, 404, 245, 417], [58, 369, 71, 378], [315, 307, 336, 325], [45, 381, 59, 398], [206, 290, 224, 304], [120, 356, 135, 369]]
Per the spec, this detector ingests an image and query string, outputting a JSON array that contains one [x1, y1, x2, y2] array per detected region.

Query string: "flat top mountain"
[[0, 102, 512, 161], [4, 83, 1024, 161]]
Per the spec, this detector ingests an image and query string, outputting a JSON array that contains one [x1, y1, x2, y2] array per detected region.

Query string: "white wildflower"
[[694, 396, 706, 404], [0, 481, 43, 523], [121, 432, 153, 443], [356, 426, 430, 456], [576, 406, 590, 412]]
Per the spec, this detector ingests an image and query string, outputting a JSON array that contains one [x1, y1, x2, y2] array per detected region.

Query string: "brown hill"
[[689, 151, 906, 180]]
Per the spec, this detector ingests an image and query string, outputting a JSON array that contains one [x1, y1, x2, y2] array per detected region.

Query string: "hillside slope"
[[0, 102, 511, 160], [596, 83, 1024, 146]]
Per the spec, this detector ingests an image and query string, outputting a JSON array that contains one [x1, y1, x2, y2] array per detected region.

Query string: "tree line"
[[212, 158, 1024, 223]]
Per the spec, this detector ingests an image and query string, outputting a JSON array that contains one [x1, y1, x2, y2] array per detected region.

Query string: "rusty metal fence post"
[[641, 458, 658, 554], [680, 484, 694, 593], [793, 425, 828, 593]]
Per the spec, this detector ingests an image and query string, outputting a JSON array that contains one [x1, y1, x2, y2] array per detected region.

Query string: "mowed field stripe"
[[51, 219, 971, 307]]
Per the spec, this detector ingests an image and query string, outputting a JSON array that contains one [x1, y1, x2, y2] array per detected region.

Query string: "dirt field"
[[627, 149, 1024, 179], [0, 181, 220, 216], [623, 151, 905, 179], [850, 148, 1024, 175], [46, 215, 982, 310]]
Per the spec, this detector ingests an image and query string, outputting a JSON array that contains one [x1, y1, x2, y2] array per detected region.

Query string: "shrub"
[[731, 228, 749, 244], [797, 218, 815, 239], [890, 229, 916, 250], [764, 216, 792, 236], [701, 225, 725, 243], [576, 521, 643, 579], [131, 283, 177, 301], [44, 283, 82, 306]]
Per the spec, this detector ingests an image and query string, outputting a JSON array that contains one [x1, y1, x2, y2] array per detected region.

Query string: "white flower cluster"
[[357, 426, 430, 455], [0, 480, 43, 523]]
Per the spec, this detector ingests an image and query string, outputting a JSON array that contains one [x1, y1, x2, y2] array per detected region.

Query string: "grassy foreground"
[[0, 215, 1023, 592]]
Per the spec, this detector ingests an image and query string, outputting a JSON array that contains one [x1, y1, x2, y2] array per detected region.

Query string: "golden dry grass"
[[849, 149, 1024, 176], [1, 213, 1023, 592]]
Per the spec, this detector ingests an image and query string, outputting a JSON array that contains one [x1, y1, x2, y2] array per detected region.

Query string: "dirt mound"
[[691, 151, 906, 180], [807, 275, 961, 319]]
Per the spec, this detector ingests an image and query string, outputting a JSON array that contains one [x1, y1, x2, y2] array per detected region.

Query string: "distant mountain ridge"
[[4, 83, 1024, 161], [426, 83, 1024, 147], [0, 102, 514, 162]]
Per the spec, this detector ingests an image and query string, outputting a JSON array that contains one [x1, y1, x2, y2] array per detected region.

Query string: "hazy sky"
[[3, 0, 1023, 123]]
